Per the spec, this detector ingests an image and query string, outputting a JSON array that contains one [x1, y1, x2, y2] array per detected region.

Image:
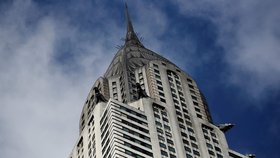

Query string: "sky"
[[0, 0, 279, 158]]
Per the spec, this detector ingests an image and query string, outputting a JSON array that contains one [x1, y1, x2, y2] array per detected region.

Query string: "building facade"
[[69, 5, 250, 158]]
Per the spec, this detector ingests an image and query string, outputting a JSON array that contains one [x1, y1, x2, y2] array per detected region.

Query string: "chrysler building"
[[69, 5, 251, 158]]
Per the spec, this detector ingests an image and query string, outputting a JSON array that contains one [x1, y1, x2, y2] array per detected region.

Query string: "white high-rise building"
[[69, 5, 251, 158]]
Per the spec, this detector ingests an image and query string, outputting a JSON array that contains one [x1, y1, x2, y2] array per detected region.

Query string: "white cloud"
[[172, 0, 280, 102], [0, 1, 116, 158], [224, 0, 280, 99]]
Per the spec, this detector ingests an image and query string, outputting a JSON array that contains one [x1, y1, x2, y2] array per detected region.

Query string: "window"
[[195, 107, 201, 112], [213, 138, 219, 144], [191, 143, 198, 149], [154, 69, 160, 74], [154, 113, 160, 119], [155, 74, 161, 79], [185, 121, 192, 126], [193, 150, 200, 156], [112, 87, 117, 92], [161, 150, 168, 156], [163, 117, 169, 122], [215, 146, 222, 152], [157, 128, 163, 134], [156, 80, 162, 85], [153, 64, 159, 68], [188, 127, 194, 133], [190, 89, 195, 94], [211, 132, 217, 138], [123, 142, 153, 157], [178, 91, 184, 96], [158, 86, 163, 91], [155, 121, 162, 127], [181, 103, 187, 108], [173, 99, 179, 104], [183, 139, 189, 145], [176, 111, 182, 116], [158, 135, 165, 141], [184, 146, 191, 152], [159, 142, 166, 148], [113, 93, 118, 98], [208, 150, 215, 155], [168, 76, 173, 81], [181, 132, 188, 138], [187, 78, 193, 83], [203, 128, 208, 134], [161, 111, 167, 116], [174, 105, 180, 110], [164, 125, 171, 130], [204, 135, 210, 140], [179, 124, 185, 129], [180, 97, 185, 102], [193, 101, 199, 106], [167, 139, 174, 145], [159, 92, 165, 97], [168, 146, 175, 152], [184, 115, 190, 121], [177, 117, 184, 123], [183, 108, 189, 114], [206, 143, 213, 149], [190, 136, 196, 141], [188, 84, 194, 89], [191, 96, 197, 100], [165, 131, 172, 137]]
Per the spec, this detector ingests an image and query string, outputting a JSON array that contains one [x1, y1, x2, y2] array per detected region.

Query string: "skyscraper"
[[69, 5, 250, 158]]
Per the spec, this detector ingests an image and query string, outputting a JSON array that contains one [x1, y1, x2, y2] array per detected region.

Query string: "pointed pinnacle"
[[124, 3, 143, 47], [125, 3, 134, 34]]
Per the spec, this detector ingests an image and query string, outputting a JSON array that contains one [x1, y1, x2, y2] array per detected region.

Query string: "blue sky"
[[0, 0, 279, 158]]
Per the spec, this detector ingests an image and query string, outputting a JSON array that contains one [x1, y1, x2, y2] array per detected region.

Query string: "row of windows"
[[120, 112, 148, 127], [129, 70, 146, 100], [111, 81, 118, 100], [100, 102, 152, 158], [125, 149, 145, 158], [121, 119, 149, 133], [187, 79, 208, 121], [88, 118, 96, 158], [119, 105, 147, 120], [153, 105, 177, 158], [122, 126, 151, 141], [123, 134, 152, 149], [123, 141, 153, 157], [167, 70, 202, 158], [76, 137, 84, 158], [202, 125, 223, 157], [152, 65, 167, 103]]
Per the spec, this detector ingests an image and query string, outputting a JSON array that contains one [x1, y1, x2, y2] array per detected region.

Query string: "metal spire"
[[125, 3, 143, 47]]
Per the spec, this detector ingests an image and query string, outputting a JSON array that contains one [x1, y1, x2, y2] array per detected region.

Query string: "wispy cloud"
[[172, 0, 280, 102], [0, 0, 119, 157]]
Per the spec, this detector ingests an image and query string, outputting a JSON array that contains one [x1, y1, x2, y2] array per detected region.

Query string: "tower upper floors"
[[69, 4, 250, 158], [78, 5, 213, 134]]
